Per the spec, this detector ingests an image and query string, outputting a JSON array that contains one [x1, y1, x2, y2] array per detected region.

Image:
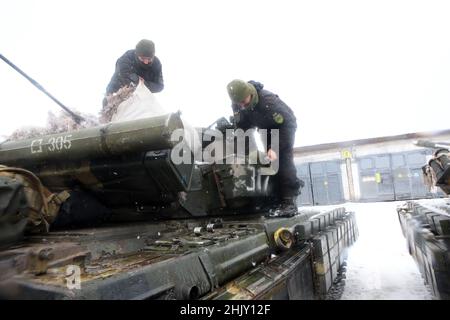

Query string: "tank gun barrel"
[[0, 113, 183, 167], [415, 140, 450, 150]]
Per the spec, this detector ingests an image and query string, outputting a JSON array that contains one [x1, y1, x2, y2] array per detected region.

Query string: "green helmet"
[[135, 39, 155, 57], [227, 79, 253, 103]]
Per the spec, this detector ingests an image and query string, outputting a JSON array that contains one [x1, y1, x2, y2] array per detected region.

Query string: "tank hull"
[[398, 199, 450, 299], [0, 207, 358, 300]]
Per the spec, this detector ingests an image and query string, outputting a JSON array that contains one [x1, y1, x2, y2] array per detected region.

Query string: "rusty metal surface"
[[203, 246, 313, 300], [0, 207, 358, 299]]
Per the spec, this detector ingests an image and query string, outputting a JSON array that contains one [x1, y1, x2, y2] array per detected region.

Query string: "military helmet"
[[227, 79, 253, 103], [135, 39, 155, 57]]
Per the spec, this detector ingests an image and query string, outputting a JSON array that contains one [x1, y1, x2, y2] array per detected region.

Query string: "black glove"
[[102, 96, 108, 108], [128, 73, 139, 86], [216, 117, 234, 132]]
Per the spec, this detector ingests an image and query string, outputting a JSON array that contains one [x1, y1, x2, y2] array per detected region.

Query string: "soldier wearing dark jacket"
[[227, 79, 302, 217], [106, 39, 164, 95]]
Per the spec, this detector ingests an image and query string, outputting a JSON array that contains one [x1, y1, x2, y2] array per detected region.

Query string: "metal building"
[[294, 129, 450, 205]]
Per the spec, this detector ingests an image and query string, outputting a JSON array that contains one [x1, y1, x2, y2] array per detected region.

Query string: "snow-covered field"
[[307, 201, 434, 300]]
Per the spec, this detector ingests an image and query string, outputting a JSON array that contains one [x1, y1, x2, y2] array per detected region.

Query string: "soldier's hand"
[[267, 149, 277, 161], [216, 117, 234, 132], [102, 96, 108, 108], [129, 73, 139, 86]]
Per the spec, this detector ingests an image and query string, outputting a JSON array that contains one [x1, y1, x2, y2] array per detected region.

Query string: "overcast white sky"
[[1, 0, 449, 146]]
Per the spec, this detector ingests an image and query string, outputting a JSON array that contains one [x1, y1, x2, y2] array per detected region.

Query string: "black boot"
[[269, 198, 298, 217]]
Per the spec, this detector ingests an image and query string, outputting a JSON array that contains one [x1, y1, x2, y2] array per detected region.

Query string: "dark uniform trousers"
[[278, 127, 301, 199]]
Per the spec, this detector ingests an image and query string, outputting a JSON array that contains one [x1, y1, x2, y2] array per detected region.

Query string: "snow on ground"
[[336, 201, 434, 300], [303, 201, 434, 299]]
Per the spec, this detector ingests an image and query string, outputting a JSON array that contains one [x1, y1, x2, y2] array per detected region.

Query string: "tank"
[[397, 140, 450, 299], [0, 113, 359, 300]]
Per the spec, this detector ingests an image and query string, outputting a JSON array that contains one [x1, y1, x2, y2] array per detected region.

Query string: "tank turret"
[[0, 113, 279, 220], [415, 140, 450, 194]]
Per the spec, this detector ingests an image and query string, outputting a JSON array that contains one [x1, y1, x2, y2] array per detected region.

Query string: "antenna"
[[0, 54, 85, 124]]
